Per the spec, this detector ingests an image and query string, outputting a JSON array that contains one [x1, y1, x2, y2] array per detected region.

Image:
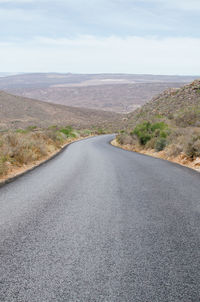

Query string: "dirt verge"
[[0, 136, 92, 187], [111, 139, 200, 173]]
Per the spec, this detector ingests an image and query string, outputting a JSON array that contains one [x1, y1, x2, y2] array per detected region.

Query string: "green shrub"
[[26, 125, 37, 131], [119, 130, 125, 134], [45, 129, 64, 144], [48, 125, 58, 129], [78, 129, 92, 137], [15, 129, 28, 134], [154, 114, 163, 119], [131, 121, 152, 145], [150, 122, 167, 132], [60, 126, 77, 138], [155, 138, 167, 151], [96, 128, 106, 135], [82, 129, 91, 135], [132, 121, 169, 146]]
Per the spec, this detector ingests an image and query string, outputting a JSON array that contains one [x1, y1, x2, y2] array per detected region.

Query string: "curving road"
[[0, 135, 200, 302]]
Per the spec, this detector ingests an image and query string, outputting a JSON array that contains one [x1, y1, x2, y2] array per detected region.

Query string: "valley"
[[0, 73, 198, 113]]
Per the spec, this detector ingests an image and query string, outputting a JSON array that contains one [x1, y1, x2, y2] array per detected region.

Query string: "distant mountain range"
[[0, 73, 199, 113], [0, 72, 23, 78]]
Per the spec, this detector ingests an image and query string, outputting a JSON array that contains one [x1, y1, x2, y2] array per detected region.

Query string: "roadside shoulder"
[[0, 136, 92, 187], [111, 139, 200, 173]]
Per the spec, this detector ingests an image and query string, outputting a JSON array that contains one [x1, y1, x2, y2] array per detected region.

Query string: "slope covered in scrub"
[[125, 80, 200, 129], [117, 80, 200, 169]]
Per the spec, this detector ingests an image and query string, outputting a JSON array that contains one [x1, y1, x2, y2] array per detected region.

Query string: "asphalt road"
[[0, 135, 200, 302]]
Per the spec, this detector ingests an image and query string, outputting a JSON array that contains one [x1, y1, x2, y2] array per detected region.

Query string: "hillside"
[[0, 73, 198, 113], [125, 79, 200, 128], [0, 90, 122, 130], [116, 80, 200, 170]]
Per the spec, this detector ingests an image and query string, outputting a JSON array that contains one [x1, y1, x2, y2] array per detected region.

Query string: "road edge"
[[0, 136, 93, 188], [110, 139, 200, 174]]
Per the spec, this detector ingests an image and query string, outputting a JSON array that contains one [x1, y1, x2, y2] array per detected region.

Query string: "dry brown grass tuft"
[[117, 126, 200, 162], [116, 133, 137, 145], [0, 127, 79, 177]]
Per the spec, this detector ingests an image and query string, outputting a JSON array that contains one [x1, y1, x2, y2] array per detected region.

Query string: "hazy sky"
[[0, 0, 200, 74]]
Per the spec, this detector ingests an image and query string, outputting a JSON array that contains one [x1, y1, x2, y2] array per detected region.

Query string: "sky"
[[0, 0, 200, 75]]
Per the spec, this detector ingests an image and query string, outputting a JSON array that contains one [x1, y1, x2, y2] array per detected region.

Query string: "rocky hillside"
[[117, 80, 200, 169], [125, 80, 200, 129], [0, 91, 122, 130]]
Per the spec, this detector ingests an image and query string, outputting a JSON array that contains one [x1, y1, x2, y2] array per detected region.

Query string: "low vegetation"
[[0, 126, 99, 178], [2, 79, 200, 176], [117, 80, 200, 165], [131, 121, 169, 148]]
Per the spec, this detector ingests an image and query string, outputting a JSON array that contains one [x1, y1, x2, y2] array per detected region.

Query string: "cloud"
[[0, 0, 33, 2], [1, 0, 200, 10], [0, 8, 38, 21], [0, 35, 199, 75], [149, 0, 200, 11], [0, 0, 199, 41], [0, 1, 199, 75]]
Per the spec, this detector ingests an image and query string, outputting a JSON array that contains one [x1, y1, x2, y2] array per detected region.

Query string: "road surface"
[[0, 135, 200, 302]]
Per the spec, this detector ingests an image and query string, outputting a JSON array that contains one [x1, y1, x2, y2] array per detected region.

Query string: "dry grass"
[[0, 130, 60, 176], [116, 80, 200, 164], [115, 127, 200, 173], [117, 127, 200, 160], [0, 127, 94, 178]]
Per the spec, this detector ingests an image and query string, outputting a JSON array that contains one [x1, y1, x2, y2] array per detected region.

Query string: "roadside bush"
[[0, 130, 59, 170], [151, 121, 167, 132], [26, 125, 37, 131], [155, 138, 167, 151], [60, 126, 77, 138], [145, 138, 157, 149], [95, 128, 107, 135], [131, 121, 169, 147], [80, 129, 92, 137], [166, 143, 183, 157], [4, 133, 19, 148], [131, 121, 152, 145], [15, 129, 29, 134], [184, 136, 200, 158], [116, 133, 137, 145], [0, 126, 86, 178], [164, 128, 200, 158], [3, 134, 47, 164], [45, 129, 65, 146]]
